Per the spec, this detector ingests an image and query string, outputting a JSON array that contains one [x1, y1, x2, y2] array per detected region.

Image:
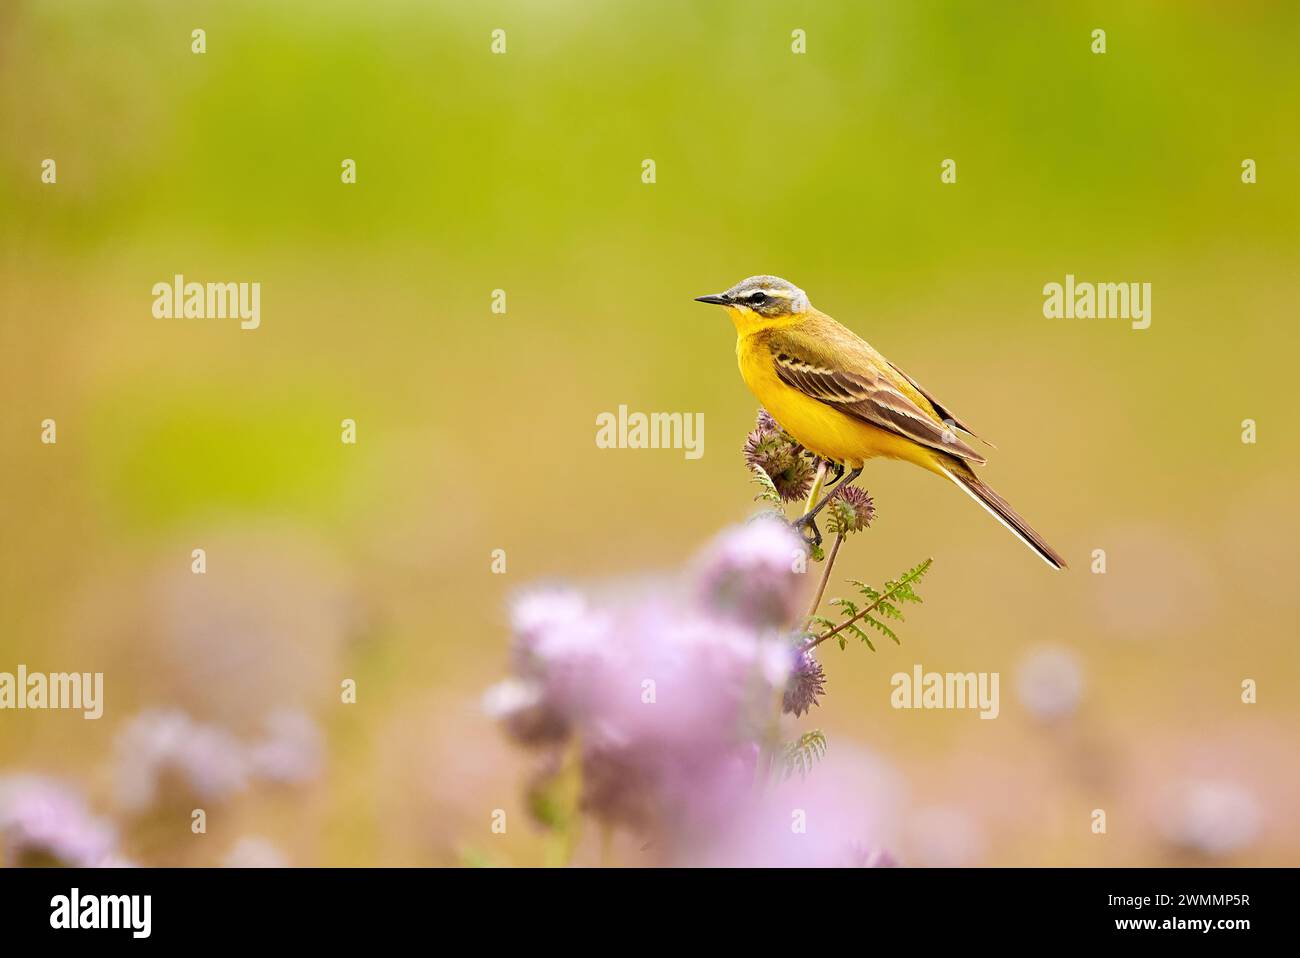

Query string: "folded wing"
[[769, 336, 987, 465]]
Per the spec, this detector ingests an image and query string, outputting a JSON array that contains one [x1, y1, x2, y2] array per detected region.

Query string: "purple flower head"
[[509, 588, 609, 688], [693, 518, 808, 629], [579, 598, 792, 760], [827, 485, 875, 535], [487, 526, 814, 838], [492, 587, 613, 744], [783, 641, 826, 717], [744, 410, 817, 504], [113, 709, 250, 813], [0, 775, 119, 867], [509, 588, 590, 661]]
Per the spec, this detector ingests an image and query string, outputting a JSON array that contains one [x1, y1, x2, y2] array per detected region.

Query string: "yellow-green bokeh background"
[[2, 1, 1297, 866]]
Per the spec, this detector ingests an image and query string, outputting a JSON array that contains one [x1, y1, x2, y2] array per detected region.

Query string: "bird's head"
[[694, 275, 811, 328]]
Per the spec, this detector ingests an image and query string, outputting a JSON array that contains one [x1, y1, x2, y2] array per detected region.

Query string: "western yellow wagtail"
[[696, 275, 1066, 569]]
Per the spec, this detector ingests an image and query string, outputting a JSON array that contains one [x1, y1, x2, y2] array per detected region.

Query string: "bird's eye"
[[749, 292, 768, 306]]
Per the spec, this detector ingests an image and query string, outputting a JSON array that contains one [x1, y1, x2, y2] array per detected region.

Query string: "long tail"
[[936, 459, 1067, 570]]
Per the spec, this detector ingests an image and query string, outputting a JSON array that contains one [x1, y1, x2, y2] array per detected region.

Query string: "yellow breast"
[[736, 334, 932, 470]]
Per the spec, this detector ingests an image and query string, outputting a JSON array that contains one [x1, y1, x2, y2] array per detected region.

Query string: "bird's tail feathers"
[[938, 461, 1067, 570]]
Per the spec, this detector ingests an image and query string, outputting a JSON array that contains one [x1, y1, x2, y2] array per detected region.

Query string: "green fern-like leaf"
[[846, 622, 874, 651], [862, 613, 899, 646], [825, 500, 852, 537], [875, 600, 903, 620], [781, 730, 828, 780], [819, 557, 934, 654], [750, 467, 785, 507], [892, 583, 922, 604], [896, 558, 934, 589]]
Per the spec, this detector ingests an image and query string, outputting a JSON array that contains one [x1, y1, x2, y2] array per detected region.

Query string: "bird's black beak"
[[694, 293, 731, 306]]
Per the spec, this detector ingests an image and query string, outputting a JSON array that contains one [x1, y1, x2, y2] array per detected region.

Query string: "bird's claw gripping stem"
[[793, 465, 862, 551], [791, 512, 823, 548]]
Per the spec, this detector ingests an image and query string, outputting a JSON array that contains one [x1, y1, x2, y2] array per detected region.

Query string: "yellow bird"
[[695, 275, 1066, 569]]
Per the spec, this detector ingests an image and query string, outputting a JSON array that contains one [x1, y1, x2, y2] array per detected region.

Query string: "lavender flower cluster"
[[0, 707, 323, 867], [114, 707, 324, 813], [482, 519, 888, 864]]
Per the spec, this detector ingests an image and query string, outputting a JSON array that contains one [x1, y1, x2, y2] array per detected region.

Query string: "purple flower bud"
[[827, 485, 875, 535], [743, 409, 817, 503], [783, 642, 827, 717]]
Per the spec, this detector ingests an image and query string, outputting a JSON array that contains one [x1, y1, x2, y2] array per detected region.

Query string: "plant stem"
[[808, 582, 897, 650], [544, 736, 584, 867], [804, 532, 844, 623], [808, 557, 931, 649], [803, 460, 828, 517]]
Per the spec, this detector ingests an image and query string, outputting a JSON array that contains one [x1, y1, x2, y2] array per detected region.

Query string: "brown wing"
[[885, 359, 991, 447], [771, 349, 987, 464]]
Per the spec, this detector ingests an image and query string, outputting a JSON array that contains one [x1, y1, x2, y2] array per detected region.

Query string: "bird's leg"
[[793, 466, 863, 542], [798, 515, 823, 549], [795, 461, 829, 548], [826, 461, 846, 485]]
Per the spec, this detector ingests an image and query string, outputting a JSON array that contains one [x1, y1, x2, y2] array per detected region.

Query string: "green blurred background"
[[2, 0, 1297, 866]]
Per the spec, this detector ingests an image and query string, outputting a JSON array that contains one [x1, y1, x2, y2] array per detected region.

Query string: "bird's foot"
[[791, 512, 823, 549]]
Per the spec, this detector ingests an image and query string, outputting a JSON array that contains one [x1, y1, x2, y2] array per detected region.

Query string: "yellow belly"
[[738, 337, 936, 471]]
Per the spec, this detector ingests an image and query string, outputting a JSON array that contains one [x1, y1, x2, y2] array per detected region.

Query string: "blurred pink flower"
[[1122, 725, 1292, 865], [0, 775, 121, 867], [1158, 779, 1260, 859], [676, 746, 905, 867], [693, 519, 809, 629], [1014, 644, 1085, 722], [485, 520, 887, 862], [113, 709, 250, 812], [247, 709, 325, 786], [494, 586, 794, 828]]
